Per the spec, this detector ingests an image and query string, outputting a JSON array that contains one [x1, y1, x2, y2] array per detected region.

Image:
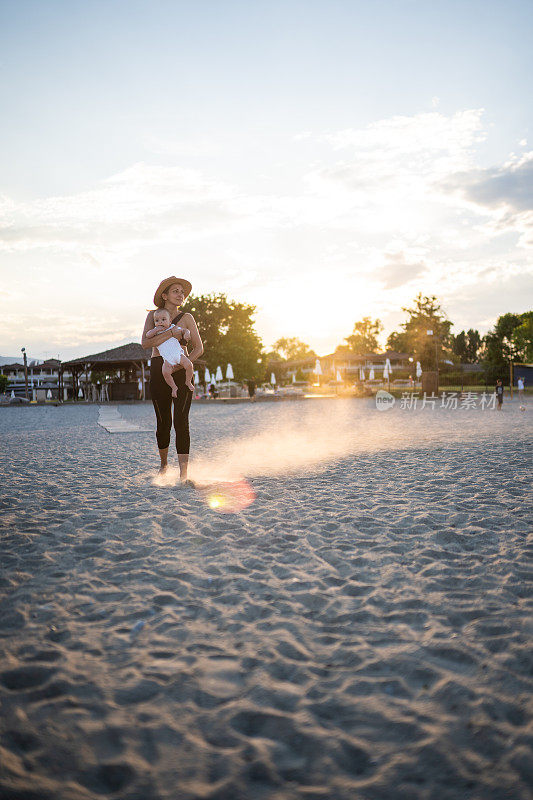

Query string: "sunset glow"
[[0, 1, 531, 360]]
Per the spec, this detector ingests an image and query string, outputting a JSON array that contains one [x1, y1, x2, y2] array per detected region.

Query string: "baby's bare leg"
[[180, 355, 195, 392], [161, 360, 179, 398]]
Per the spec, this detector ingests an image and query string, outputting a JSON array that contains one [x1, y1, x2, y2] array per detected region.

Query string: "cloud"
[[0, 163, 245, 255], [441, 153, 533, 211], [315, 109, 486, 180], [1, 109, 531, 360], [440, 154, 533, 247], [377, 252, 427, 289], [287, 110, 491, 243], [0, 302, 144, 360], [443, 271, 533, 332]]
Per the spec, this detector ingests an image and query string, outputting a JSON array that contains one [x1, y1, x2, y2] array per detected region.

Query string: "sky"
[[0, 0, 532, 361]]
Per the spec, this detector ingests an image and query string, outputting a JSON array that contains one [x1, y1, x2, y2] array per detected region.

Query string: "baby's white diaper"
[[158, 325, 184, 366]]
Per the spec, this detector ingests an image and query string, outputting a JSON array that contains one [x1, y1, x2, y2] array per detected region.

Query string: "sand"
[[0, 398, 532, 800]]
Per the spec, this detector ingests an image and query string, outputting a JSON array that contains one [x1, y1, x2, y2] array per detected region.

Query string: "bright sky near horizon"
[[1, 0, 532, 361]]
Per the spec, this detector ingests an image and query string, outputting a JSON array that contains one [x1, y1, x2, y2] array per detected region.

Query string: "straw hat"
[[153, 276, 192, 307]]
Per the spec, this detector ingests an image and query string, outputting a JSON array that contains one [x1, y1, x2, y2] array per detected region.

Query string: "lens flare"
[[202, 478, 255, 514], [207, 493, 226, 509]]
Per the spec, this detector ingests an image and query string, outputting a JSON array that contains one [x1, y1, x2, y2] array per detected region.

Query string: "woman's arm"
[[181, 313, 203, 362], [141, 312, 174, 349]]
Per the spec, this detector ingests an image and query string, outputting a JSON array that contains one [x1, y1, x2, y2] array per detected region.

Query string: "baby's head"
[[153, 308, 171, 328]]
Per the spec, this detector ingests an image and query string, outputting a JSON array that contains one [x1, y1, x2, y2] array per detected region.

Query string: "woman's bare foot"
[[158, 464, 168, 474]]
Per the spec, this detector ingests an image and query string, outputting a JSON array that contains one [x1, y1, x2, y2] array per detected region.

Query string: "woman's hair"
[[158, 286, 175, 308]]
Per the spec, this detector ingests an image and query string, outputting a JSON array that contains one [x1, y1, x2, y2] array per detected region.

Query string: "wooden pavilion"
[[61, 343, 152, 401]]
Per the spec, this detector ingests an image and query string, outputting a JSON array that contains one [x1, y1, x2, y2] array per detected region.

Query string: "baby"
[[146, 308, 195, 395]]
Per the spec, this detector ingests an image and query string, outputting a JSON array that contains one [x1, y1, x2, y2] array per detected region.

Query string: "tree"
[[342, 317, 383, 355], [466, 329, 483, 363], [510, 312, 533, 362], [386, 330, 409, 353], [484, 311, 533, 382], [271, 337, 316, 361], [0, 374, 8, 393], [451, 330, 468, 363], [451, 329, 483, 363], [386, 293, 453, 369], [182, 293, 264, 381]]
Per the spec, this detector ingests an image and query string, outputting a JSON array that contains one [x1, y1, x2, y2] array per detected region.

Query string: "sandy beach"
[[1, 397, 532, 800]]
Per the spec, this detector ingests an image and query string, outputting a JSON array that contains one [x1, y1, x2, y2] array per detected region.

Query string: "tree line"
[[181, 291, 532, 383]]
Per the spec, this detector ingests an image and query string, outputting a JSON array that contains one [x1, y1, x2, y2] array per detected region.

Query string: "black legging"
[[150, 356, 193, 453]]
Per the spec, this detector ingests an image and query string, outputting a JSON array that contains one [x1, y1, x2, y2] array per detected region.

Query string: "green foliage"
[[271, 337, 315, 361], [183, 293, 264, 381], [386, 293, 453, 370], [0, 374, 8, 393], [483, 311, 533, 382], [451, 329, 483, 363], [510, 312, 533, 362], [342, 317, 383, 355], [386, 330, 408, 353]]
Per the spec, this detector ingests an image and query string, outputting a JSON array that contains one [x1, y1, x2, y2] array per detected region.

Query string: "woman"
[[141, 277, 203, 480]]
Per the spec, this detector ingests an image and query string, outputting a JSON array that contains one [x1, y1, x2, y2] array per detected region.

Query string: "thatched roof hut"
[[62, 343, 151, 370]]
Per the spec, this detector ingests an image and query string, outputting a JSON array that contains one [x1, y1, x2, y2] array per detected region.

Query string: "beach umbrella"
[[314, 358, 322, 376], [369, 367, 375, 381], [194, 370, 199, 385], [10, 390, 15, 398], [204, 368, 211, 383], [46, 389, 52, 399], [215, 366, 223, 382], [292, 373, 296, 383], [78, 387, 83, 398], [225, 363, 234, 395], [336, 370, 342, 382], [416, 361, 422, 379], [270, 372, 276, 385]]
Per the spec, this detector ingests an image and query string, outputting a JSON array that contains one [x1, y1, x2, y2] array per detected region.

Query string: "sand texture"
[[1, 398, 532, 800]]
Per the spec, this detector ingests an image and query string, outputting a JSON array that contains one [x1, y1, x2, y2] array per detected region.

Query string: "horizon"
[[0, 301, 523, 365], [1, 0, 532, 360]]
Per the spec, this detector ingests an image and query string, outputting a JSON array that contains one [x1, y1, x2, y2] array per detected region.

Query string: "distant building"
[[282, 350, 411, 381], [62, 342, 205, 401], [62, 343, 152, 401], [1, 359, 72, 399], [514, 363, 533, 386]]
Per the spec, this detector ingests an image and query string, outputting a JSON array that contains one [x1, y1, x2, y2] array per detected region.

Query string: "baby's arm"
[[174, 326, 191, 342], [146, 325, 167, 339]]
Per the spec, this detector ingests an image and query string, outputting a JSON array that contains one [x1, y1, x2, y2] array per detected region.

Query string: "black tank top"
[[151, 311, 189, 359], [172, 311, 190, 351]]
